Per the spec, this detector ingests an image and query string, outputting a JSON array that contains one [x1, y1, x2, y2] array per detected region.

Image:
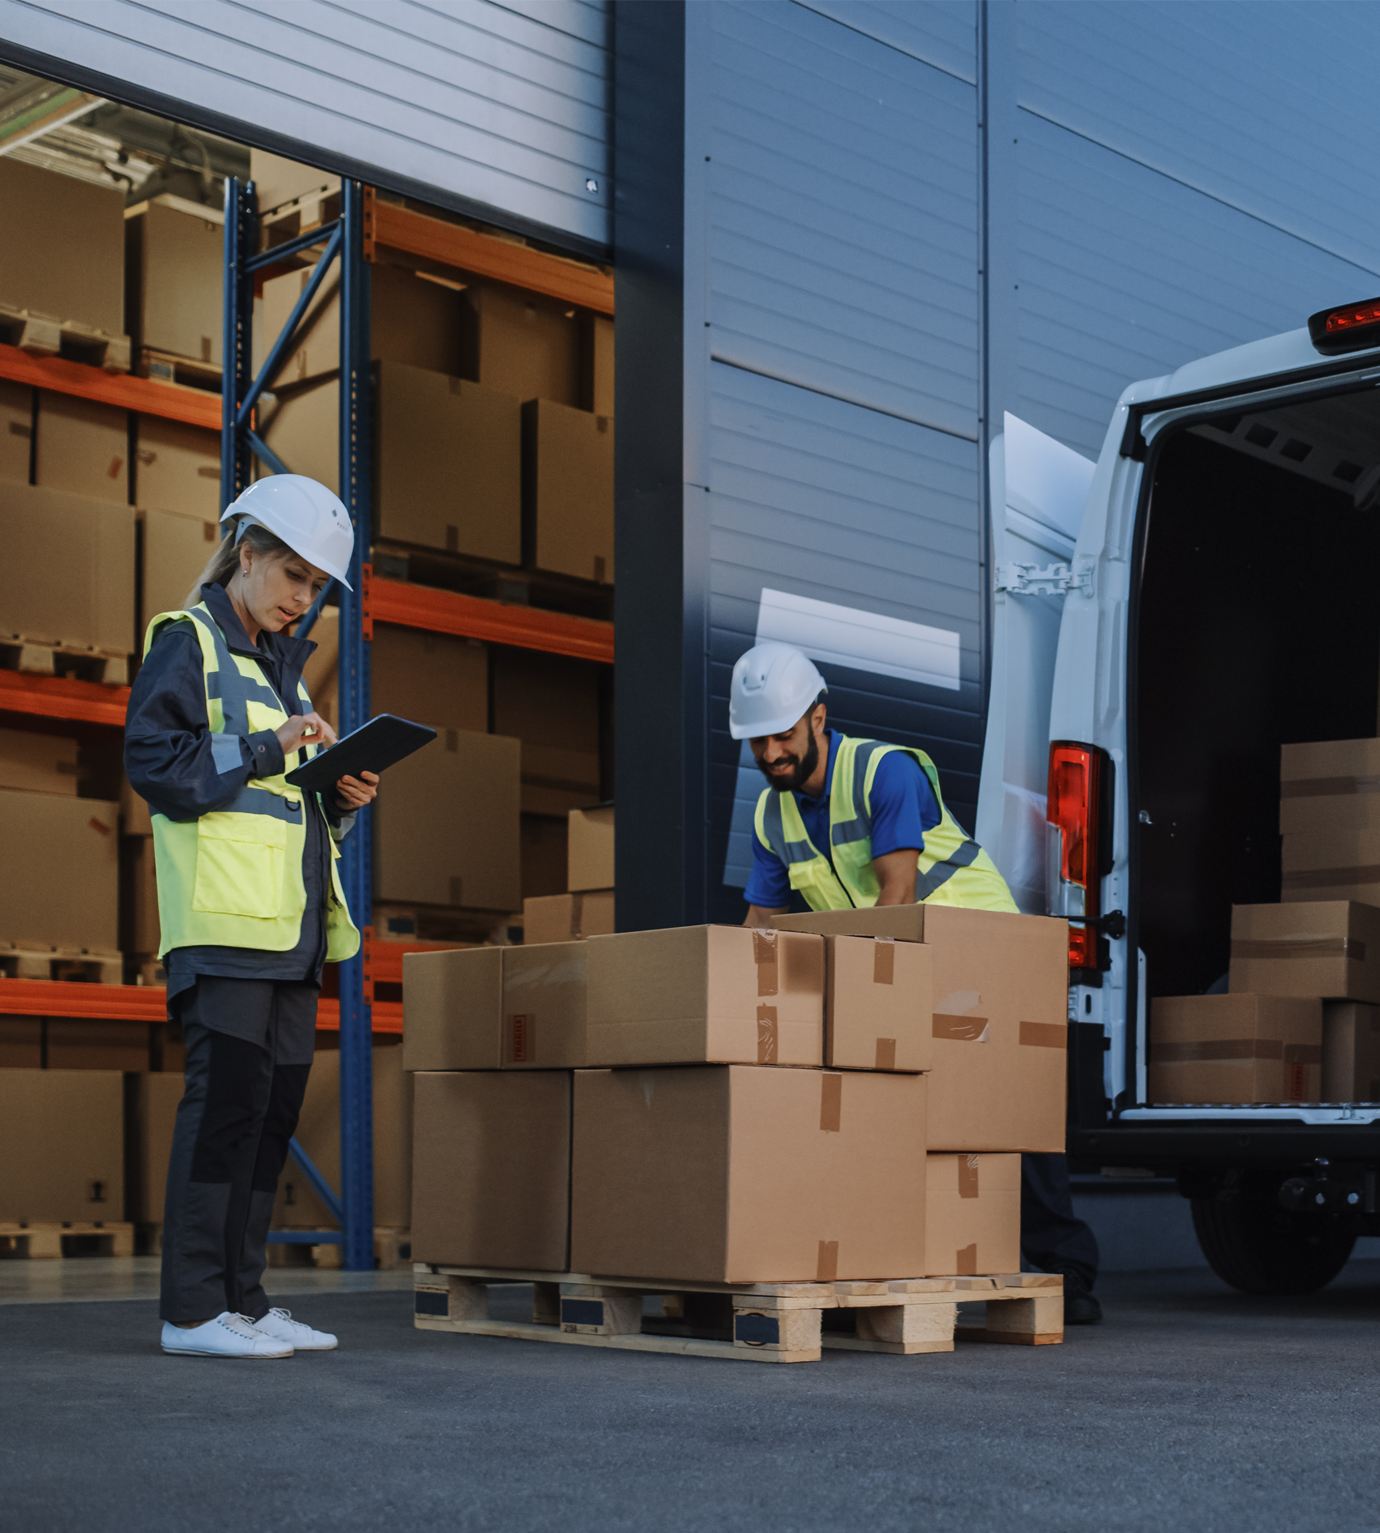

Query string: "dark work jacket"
[[124, 583, 351, 1010]]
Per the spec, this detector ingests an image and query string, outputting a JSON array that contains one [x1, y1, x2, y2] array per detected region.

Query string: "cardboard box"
[[0, 482, 136, 654], [0, 1018, 40, 1068], [47, 1020, 147, 1071], [502, 941, 587, 1068], [773, 906, 1069, 1152], [124, 199, 223, 365], [127, 1071, 184, 1224], [139, 506, 219, 634], [0, 790, 118, 948], [571, 1065, 927, 1283], [1149, 993, 1322, 1104], [411, 1069, 571, 1270], [373, 624, 488, 733], [129, 834, 160, 955], [584, 925, 824, 1068], [523, 890, 616, 945], [521, 814, 568, 900], [588, 313, 614, 416], [250, 148, 339, 214], [0, 158, 124, 335], [120, 775, 153, 837], [0, 378, 32, 482], [134, 417, 220, 516], [568, 803, 614, 892], [924, 1153, 1021, 1277], [0, 728, 78, 795], [375, 728, 521, 911], [523, 398, 614, 584], [0, 1069, 124, 1221], [1280, 738, 1380, 837], [493, 647, 601, 815], [1229, 901, 1380, 1003], [274, 1044, 413, 1227], [1281, 829, 1380, 906], [462, 281, 584, 407], [1322, 1001, 1380, 1102], [826, 934, 931, 1072], [403, 946, 503, 1071], [34, 391, 127, 503], [262, 264, 466, 386], [258, 372, 338, 490]]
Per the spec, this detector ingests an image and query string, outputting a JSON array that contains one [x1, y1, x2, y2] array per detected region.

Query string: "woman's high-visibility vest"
[[143, 603, 360, 961], [753, 735, 1017, 913]]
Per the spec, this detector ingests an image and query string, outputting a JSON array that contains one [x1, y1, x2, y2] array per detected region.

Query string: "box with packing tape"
[[1149, 993, 1322, 1104], [824, 933, 931, 1072], [1322, 1002, 1380, 1102], [0, 1069, 124, 1223], [568, 804, 613, 892], [1229, 901, 1380, 1003], [1281, 829, 1380, 908], [1280, 737, 1380, 837], [523, 890, 615, 945], [924, 1152, 1021, 1278]]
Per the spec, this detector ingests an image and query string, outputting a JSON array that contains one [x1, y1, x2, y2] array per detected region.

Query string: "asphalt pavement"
[[4, 1263, 1379, 1533]]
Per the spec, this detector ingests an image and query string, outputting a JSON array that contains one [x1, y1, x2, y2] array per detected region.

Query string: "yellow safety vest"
[[143, 603, 360, 962], [753, 734, 1017, 913]]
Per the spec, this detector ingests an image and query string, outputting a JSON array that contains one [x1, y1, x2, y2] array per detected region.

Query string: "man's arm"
[[744, 903, 788, 927], [873, 847, 919, 905]]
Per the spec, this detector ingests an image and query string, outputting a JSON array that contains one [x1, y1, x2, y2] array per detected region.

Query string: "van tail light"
[[1047, 742, 1114, 972]]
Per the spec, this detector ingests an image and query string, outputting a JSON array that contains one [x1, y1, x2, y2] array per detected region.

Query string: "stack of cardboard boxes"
[[523, 804, 615, 944], [1150, 736, 1380, 1105], [403, 905, 1066, 1283]]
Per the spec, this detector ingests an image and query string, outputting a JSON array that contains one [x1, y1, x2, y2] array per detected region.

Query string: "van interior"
[[1134, 386, 1380, 1009]]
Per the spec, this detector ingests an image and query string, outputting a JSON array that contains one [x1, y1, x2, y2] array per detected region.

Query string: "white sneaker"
[[253, 1307, 338, 1351], [161, 1312, 293, 1359]]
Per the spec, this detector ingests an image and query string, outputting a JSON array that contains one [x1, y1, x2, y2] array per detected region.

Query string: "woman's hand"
[[335, 771, 379, 812], [276, 712, 337, 755]]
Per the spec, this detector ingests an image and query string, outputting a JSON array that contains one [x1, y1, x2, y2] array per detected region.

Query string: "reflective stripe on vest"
[[753, 734, 1017, 913], [143, 604, 360, 961]]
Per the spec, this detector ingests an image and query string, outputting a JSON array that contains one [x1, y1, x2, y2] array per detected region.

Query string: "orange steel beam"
[[373, 200, 614, 316], [0, 343, 221, 430], [0, 670, 130, 727], [370, 577, 614, 664]]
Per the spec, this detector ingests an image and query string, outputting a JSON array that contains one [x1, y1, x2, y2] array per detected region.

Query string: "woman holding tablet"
[[125, 475, 378, 1360]]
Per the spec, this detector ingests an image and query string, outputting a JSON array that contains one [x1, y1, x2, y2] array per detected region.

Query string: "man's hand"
[[335, 771, 379, 812], [276, 712, 337, 755], [873, 847, 919, 905]]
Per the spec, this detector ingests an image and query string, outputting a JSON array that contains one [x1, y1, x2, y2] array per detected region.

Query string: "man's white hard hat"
[[220, 476, 355, 590], [729, 641, 828, 740]]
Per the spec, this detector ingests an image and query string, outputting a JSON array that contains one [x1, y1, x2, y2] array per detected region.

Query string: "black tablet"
[[283, 714, 437, 791]]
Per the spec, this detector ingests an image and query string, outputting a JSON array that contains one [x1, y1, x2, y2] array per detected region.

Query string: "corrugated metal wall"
[[0, 0, 612, 251]]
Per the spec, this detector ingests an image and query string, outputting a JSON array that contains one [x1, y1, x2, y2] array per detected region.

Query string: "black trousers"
[[160, 978, 318, 1324], [1021, 1152, 1100, 1290]]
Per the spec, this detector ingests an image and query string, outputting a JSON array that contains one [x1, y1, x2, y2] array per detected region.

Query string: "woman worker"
[[125, 475, 377, 1360]]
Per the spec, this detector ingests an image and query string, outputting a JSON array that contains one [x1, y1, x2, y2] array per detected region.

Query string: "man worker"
[[731, 640, 1101, 1324]]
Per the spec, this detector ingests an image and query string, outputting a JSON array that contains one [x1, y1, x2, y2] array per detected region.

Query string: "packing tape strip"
[[1019, 1020, 1066, 1050], [873, 936, 895, 985], [874, 1037, 896, 1071], [1231, 936, 1365, 959], [955, 1242, 978, 1276], [819, 1071, 842, 1132], [817, 1239, 839, 1282], [1279, 867, 1380, 890], [958, 1154, 980, 1199], [934, 1013, 989, 1042], [756, 1004, 778, 1064], [1154, 1039, 1284, 1062], [753, 929, 779, 997], [1281, 774, 1380, 798]]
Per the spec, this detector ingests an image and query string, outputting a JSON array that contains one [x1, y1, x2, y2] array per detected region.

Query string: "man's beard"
[[757, 731, 819, 794]]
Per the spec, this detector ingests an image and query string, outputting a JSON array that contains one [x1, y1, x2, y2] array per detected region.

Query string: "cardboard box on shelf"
[[0, 158, 124, 335], [1280, 738, 1380, 837], [826, 934, 931, 1072], [521, 814, 568, 901], [0, 790, 118, 949], [0, 378, 32, 483], [1322, 1002, 1380, 1102], [46, 1020, 147, 1072], [403, 946, 503, 1072], [1149, 993, 1323, 1104], [0, 483, 136, 655], [571, 1065, 928, 1283], [258, 372, 338, 491], [773, 906, 1069, 1152], [129, 834, 160, 956], [134, 417, 220, 517], [1281, 829, 1380, 907], [586, 313, 614, 416], [502, 940, 587, 1068], [584, 925, 824, 1068], [250, 149, 340, 215], [523, 890, 615, 946], [568, 804, 613, 892], [1229, 901, 1380, 1004], [411, 1069, 571, 1271], [0, 1018, 40, 1068], [493, 647, 601, 816], [139, 506, 219, 635], [375, 728, 521, 913], [372, 624, 487, 733], [0, 1069, 124, 1222], [462, 281, 583, 408], [274, 1044, 413, 1228], [523, 398, 614, 585], [124, 198, 223, 366], [126, 1071, 184, 1225], [298, 607, 338, 729], [924, 1153, 1021, 1278], [120, 775, 153, 837], [0, 728, 78, 795], [34, 391, 127, 504]]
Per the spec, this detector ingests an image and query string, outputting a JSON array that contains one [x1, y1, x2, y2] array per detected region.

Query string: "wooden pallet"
[[136, 347, 221, 394], [0, 302, 130, 373], [413, 1266, 1063, 1364], [266, 1226, 412, 1271], [0, 1221, 135, 1258], [0, 943, 123, 985], [261, 187, 342, 256], [0, 635, 128, 687]]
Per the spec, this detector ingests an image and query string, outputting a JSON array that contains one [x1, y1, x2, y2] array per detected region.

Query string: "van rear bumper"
[[1070, 1119, 1380, 1171]]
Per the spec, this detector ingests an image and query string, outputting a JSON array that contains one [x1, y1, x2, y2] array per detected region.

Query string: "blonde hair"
[[183, 522, 294, 608]]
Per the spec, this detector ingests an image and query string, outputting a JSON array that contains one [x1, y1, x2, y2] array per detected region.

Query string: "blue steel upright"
[[219, 177, 255, 511]]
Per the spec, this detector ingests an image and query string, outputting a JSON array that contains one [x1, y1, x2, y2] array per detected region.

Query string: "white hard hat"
[[221, 476, 355, 590], [729, 641, 827, 740]]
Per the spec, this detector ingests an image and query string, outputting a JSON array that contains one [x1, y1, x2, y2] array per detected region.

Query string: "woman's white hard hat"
[[220, 476, 355, 590], [729, 641, 828, 740]]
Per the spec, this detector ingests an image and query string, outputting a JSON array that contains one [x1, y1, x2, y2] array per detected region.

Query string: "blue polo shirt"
[[743, 729, 942, 909]]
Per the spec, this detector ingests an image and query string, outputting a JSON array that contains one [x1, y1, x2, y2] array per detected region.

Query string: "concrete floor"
[[4, 1263, 1380, 1532]]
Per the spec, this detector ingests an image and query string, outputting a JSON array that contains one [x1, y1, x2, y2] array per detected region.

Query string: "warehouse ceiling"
[[0, 65, 247, 208]]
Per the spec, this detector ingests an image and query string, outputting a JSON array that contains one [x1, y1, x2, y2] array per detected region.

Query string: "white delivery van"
[[977, 297, 1380, 1296]]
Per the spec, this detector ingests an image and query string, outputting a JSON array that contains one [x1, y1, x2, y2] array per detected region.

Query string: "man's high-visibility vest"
[[753, 734, 1017, 912], [143, 603, 360, 961]]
